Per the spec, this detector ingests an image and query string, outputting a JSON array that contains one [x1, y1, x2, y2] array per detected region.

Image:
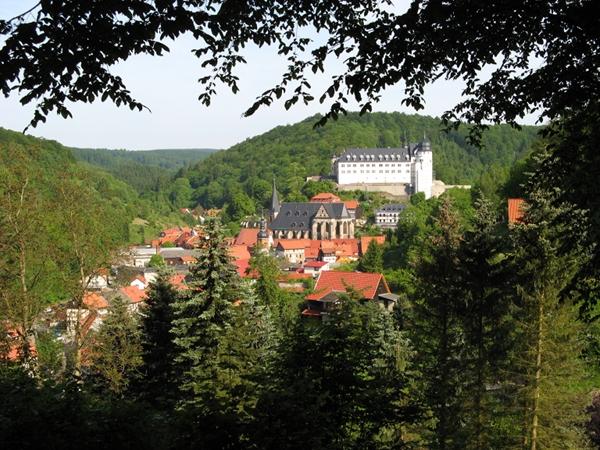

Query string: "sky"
[[1, 1, 539, 151]]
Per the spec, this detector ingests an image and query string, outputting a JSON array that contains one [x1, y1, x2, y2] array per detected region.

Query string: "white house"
[[333, 139, 433, 199], [375, 203, 406, 229]]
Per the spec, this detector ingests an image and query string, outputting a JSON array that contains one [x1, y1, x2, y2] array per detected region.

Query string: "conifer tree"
[[358, 238, 384, 273], [171, 219, 240, 408], [408, 197, 468, 449], [509, 189, 592, 450], [457, 196, 514, 449], [92, 296, 142, 396], [138, 268, 179, 405]]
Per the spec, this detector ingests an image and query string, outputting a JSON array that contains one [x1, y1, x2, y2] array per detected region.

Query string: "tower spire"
[[270, 177, 280, 221]]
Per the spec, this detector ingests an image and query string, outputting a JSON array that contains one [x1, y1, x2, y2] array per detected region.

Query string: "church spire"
[[270, 178, 280, 220]]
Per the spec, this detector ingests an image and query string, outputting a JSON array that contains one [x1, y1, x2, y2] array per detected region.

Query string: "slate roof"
[[377, 203, 406, 213], [337, 144, 426, 161], [270, 202, 350, 231]]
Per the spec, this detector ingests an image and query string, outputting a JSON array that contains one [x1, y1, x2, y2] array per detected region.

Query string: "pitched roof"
[[304, 260, 328, 268], [271, 179, 280, 214], [83, 292, 109, 310], [310, 192, 341, 203], [277, 239, 311, 250], [170, 273, 188, 290], [229, 244, 251, 261], [338, 143, 427, 161], [120, 286, 147, 304], [270, 202, 350, 231], [306, 271, 388, 301], [508, 198, 526, 224], [234, 228, 259, 247], [376, 203, 406, 213]]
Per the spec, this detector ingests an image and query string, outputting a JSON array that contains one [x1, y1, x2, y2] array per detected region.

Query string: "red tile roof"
[[180, 255, 197, 264], [310, 192, 341, 203], [508, 198, 526, 224], [277, 239, 311, 250], [229, 244, 251, 261], [120, 286, 148, 304], [83, 292, 109, 310], [343, 200, 359, 210], [170, 273, 188, 290], [360, 236, 385, 255], [306, 271, 388, 301], [234, 228, 259, 247], [234, 259, 253, 278], [304, 260, 328, 268]]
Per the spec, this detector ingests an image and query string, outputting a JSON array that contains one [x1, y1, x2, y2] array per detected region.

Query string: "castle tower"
[[270, 178, 280, 221], [415, 138, 433, 199]]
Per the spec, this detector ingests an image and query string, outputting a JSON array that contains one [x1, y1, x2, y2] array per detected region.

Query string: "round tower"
[[415, 138, 433, 199]]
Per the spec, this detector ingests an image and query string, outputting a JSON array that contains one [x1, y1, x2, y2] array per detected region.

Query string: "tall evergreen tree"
[[458, 196, 514, 449], [138, 268, 179, 406], [509, 189, 592, 450], [91, 296, 142, 396], [358, 239, 384, 273], [409, 197, 468, 449]]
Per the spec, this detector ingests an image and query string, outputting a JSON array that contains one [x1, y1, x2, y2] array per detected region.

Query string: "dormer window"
[[286, 211, 291, 216], [295, 211, 300, 216]]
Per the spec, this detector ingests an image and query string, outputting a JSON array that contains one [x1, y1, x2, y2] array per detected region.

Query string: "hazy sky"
[[1, 1, 539, 150]]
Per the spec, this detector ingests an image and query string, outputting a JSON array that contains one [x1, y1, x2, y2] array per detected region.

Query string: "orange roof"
[[235, 228, 259, 247], [277, 239, 311, 250], [304, 261, 328, 268], [360, 236, 385, 254], [310, 192, 341, 203], [180, 255, 197, 263], [306, 271, 388, 301], [83, 292, 109, 310], [508, 198, 526, 224], [120, 286, 148, 304], [343, 200, 359, 210], [305, 247, 320, 259], [170, 273, 188, 290], [229, 244, 251, 261], [234, 259, 252, 278]]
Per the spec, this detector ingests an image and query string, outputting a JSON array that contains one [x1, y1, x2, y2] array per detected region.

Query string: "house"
[[119, 286, 148, 312], [130, 275, 148, 290], [508, 198, 526, 225], [375, 203, 406, 229], [276, 239, 311, 264], [87, 268, 110, 289], [310, 192, 342, 203], [303, 260, 330, 277], [128, 246, 158, 267], [160, 247, 199, 266], [302, 271, 398, 319], [278, 272, 312, 293], [234, 228, 260, 248]]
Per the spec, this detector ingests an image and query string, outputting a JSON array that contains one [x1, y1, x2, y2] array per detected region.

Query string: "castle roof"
[[270, 202, 350, 231], [338, 142, 430, 161]]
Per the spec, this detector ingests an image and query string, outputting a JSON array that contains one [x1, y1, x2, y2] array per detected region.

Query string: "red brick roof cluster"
[[359, 236, 385, 255]]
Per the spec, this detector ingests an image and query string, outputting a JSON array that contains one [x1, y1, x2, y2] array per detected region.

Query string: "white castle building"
[[333, 139, 433, 199]]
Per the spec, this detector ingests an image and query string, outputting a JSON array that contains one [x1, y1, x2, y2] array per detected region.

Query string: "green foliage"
[[91, 296, 143, 396], [357, 239, 384, 273], [148, 254, 166, 268], [253, 296, 420, 449], [138, 269, 179, 406], [186, 113, 538, 218]]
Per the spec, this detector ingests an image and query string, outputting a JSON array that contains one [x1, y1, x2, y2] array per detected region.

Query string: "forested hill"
[[70, 147, 219, 192], [186, 112, 540, 209]]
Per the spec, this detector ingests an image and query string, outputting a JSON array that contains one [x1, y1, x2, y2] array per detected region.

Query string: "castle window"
[[295, 211, 300, 216], [286, 211, 291, 216]]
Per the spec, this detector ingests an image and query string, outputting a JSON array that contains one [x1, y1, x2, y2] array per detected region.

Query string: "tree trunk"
[[530, 297, 544, 450]]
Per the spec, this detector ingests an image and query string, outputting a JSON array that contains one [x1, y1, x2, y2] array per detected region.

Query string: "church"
[[268, 181, 355, 240], [333, 138, 433, 199]]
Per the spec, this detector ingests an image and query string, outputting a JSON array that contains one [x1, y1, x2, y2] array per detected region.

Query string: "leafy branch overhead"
[[2, 1, 599, 140]]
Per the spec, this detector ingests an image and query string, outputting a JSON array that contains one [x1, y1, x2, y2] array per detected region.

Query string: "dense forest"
[[70, 147, 218, 193], [183, 112, 539, 215]]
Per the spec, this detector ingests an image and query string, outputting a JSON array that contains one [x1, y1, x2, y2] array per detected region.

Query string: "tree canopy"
[[2, 1, 599, 138]]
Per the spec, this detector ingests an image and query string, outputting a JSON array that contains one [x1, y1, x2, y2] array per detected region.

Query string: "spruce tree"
[[458, 196, 514, 449], [408, 197, 468, 449], [138, 268, 178, 405], [358, 238, 384, 273], [91, 295, 142, 396], [509, 189, 592, 449]]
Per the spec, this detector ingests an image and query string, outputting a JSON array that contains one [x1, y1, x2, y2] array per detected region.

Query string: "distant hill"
[[185, 112, 540, 211], [70, 147, 220, 192]]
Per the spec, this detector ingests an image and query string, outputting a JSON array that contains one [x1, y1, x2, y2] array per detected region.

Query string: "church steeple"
[[270, 178, 280, 221]]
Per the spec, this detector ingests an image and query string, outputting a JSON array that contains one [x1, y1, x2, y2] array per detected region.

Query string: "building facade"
[[375, 203, 406, 229], [270, 202, 355, 240], [333, 139, 433, 199]]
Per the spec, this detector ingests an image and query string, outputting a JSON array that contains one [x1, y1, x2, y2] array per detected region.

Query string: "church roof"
[[270, 202, 350, 231]]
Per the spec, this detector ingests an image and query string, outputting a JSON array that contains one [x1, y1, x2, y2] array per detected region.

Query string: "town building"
[[302, 271, 399, 319], [508, 198, 526, 225], [333, 138, 433, 199], [375, 203, 406, 229]]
